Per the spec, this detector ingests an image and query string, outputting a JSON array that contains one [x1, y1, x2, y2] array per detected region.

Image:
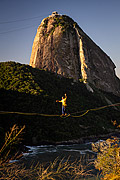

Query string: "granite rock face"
[[30, 12, 120, 96]]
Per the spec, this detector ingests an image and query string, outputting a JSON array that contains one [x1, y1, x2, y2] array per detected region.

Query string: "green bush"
[[0, 62, 42, 95]]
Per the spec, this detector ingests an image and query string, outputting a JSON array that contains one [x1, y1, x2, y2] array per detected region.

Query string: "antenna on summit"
[[49, 11, 59, 17]]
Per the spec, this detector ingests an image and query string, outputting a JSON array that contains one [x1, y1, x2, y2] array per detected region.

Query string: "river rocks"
[[92, 138, 115, 153], [30, 12, 120, 96]]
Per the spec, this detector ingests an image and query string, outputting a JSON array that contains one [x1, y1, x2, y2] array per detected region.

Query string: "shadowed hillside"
[[0, 61, 120, 145]]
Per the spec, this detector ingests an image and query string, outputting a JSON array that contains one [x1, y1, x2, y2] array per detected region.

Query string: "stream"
[[19, 140, 102, 179]]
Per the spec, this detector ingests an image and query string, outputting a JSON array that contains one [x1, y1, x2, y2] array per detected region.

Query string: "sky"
[[0, 0, 120, 78]]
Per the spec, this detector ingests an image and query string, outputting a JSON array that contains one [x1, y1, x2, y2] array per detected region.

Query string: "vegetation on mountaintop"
[[43, 15, 76, 37], [0, 61, 120, 145]]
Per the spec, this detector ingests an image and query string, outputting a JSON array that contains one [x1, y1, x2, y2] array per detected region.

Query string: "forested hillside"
[[0, 61, 120, 145]]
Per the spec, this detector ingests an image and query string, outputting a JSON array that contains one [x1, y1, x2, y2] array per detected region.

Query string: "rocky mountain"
[[30, 11, 120, 96]]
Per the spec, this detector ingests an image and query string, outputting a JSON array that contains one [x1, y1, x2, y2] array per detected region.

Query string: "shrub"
[[95, 138, 120, 180]]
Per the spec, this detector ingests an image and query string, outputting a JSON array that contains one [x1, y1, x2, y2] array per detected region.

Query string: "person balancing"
[[56, 94, 67, 116]]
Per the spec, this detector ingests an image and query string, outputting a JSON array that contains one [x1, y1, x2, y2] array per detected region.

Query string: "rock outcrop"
[[30, 12, 120, 96]]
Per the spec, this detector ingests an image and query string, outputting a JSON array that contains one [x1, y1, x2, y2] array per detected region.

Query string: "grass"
[[0, 125, 95, 180], [35, 156, 94, 180], [0, 156, 95, 180], [0, 124, 25, 165], [0, 124, 119, 180]]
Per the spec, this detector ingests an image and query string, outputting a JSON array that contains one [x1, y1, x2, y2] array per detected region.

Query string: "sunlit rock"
[[30, 12, 120, 96]]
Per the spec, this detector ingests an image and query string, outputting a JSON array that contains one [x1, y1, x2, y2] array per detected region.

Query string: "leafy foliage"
[[0, 61, 42, 95], [95, 138, 120, 180]]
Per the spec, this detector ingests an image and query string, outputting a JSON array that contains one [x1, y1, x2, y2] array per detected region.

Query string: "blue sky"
[[0, 0, 120, 78]]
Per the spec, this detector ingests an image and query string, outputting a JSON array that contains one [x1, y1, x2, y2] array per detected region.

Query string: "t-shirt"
[[59, 97, 67, 106]]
